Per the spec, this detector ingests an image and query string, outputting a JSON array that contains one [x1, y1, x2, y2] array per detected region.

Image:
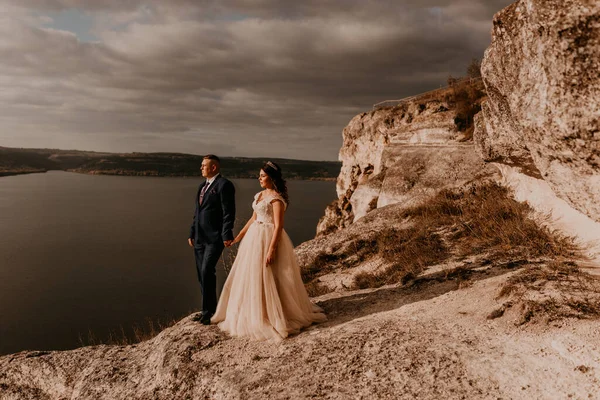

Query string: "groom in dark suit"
[[188, 154, 236, 325]]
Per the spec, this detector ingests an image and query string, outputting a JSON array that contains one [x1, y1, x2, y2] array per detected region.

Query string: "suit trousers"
[[194, 242, 224, 316]]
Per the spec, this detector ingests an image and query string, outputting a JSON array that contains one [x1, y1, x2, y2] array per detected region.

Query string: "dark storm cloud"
[[0, 0, 514, 160]]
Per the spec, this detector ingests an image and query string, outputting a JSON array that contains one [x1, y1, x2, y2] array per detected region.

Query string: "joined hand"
[[265, 250, 275, 267]]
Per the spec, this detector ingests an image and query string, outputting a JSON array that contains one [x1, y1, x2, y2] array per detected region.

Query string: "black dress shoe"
[[192, 312, 213, 324], [191, 313, 203, 322]]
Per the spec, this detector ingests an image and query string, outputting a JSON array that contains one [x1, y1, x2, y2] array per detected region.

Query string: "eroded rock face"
[[317, 99, 496, 236], [475, 0, 600, 222]]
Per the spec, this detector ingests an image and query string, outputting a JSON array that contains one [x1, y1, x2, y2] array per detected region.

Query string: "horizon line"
[[0, 145, 340, 163]]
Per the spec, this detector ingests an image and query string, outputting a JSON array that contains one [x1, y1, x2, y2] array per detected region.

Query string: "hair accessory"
[[266, 161, 279, 171]]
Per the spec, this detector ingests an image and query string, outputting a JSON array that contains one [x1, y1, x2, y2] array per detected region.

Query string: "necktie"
[[199, 182, 209, 205]]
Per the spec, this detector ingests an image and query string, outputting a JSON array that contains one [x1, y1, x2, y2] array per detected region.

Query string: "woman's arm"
[[232, 211, 257, 244], [266, 200, 285, 266]]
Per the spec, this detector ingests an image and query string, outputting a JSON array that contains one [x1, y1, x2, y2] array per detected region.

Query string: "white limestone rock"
[[317, 99, 497, 236], [477, 0, 600, 222]]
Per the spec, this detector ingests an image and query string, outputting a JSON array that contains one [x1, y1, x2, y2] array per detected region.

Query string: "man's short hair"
[[203, 154, 220, 165]]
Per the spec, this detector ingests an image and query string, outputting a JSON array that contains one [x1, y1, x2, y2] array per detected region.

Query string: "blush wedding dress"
[[211, 191, 326, 341]]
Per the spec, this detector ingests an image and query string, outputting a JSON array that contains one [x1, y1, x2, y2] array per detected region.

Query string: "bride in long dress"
[[210, 161, 327, 341]]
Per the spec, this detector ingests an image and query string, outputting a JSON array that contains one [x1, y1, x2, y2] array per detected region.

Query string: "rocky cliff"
[[317, 0, 600, 265], [474, 0, 600, 261], [475, 0, 600, 215], [317, 97, 496, 236]]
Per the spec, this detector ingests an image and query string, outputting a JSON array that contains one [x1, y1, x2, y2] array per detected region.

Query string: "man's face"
[[201, 159, 216, 178]]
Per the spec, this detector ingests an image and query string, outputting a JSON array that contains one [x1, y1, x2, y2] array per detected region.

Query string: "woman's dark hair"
[[262, 161, 289, 205]]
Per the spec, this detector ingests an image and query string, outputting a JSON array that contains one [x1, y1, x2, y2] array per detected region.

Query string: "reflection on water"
[[0, 171, 336, 355]]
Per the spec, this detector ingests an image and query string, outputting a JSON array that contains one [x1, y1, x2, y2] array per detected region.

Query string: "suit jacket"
[[189, 175, 236, 246]]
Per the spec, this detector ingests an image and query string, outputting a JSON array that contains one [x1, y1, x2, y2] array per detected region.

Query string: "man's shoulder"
[[217, 175, 233, 185], [214, 175, 234, 190]]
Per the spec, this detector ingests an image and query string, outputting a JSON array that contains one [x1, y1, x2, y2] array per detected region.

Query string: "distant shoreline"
[[0, 169, 48, 177], [70, 170, 337, 181], [0, 169, 337, 181], [1, 147, 340, 181]]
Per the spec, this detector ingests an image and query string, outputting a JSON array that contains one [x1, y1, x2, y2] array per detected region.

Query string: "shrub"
[[451, 79, 485, 138], [467, 58, 482, 79]]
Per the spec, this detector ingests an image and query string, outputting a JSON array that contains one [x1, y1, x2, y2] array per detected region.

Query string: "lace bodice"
[[252, 191, 287, 224]]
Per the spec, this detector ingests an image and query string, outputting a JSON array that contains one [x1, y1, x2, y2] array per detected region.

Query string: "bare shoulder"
[[268, 191, 287, 209]]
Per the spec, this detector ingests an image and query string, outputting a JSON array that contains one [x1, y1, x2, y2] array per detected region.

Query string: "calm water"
[[0, 171, 336, 355]]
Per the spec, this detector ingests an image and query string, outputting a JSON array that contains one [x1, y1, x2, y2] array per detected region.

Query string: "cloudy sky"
[[0, 0, 513, 160]]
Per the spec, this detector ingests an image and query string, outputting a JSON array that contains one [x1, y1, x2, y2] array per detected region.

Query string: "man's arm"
[[220, 180, 236, 242], [189, 212, 196, 240], [188, 189, 199, 247], [188, 215, 196, 246]]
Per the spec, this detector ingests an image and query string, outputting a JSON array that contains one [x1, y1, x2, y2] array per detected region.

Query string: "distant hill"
[[0, 147, 340, 180]]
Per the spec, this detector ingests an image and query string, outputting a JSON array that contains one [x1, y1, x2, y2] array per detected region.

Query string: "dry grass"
[[404, 183, 577, 259], [354, 226, 448, 289], [77, 316, 180, 347], [305, 280, 334, 297], [301, 237, 381, 283], [349, 182, 579, 289], [498, 261, 600, 325], [302, 251, 343, 282], [411, 87, 455, 105]]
